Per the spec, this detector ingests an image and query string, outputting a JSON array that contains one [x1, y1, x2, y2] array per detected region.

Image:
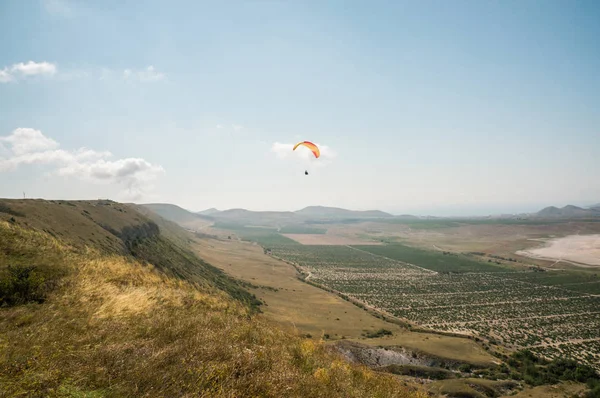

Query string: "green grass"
[[354, 244, 508, 273]]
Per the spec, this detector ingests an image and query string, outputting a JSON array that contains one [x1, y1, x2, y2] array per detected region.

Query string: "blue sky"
[[0, 0, 598, 216]]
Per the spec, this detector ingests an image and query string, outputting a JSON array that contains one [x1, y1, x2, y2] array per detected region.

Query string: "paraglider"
[[293, 141, 320, 176], [293, 141, 320, 158]]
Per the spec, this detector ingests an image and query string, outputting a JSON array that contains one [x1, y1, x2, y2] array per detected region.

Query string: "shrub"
[[458, 364, 472, 373], [364, 328, 393, 338], [0, 264, 47, 306]]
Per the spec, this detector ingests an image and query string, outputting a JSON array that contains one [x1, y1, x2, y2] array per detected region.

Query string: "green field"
[[203, 223, 600, 373], [354, 244, 507, 273]]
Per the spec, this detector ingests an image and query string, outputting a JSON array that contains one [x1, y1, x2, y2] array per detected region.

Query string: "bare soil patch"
[[282, 234, 382, 245]]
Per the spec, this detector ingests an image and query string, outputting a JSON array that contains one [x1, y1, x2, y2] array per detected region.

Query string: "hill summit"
[[535, 204, 600, 218], [197, 207, 220, 215]]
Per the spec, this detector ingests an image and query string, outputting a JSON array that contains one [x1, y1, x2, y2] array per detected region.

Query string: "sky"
[[1, 0, 599, 216]]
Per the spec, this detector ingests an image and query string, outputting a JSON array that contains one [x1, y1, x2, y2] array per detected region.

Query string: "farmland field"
[[211, 220, 600, 371], [189, 234, 496, 366], [264, 242, 600, 371]]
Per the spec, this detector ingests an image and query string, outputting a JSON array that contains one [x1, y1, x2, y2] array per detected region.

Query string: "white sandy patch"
[[516, 234, 600, 266]]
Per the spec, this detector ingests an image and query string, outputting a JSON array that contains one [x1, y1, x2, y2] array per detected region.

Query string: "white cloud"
[[123, 65, 165, 82], [0, 68, 14, 83], [216, 124, 223, 129], [232, 124, 243, 131], [0, 128, 59, 155], [0, 128, 164, 200], [271, 141, 336, 167], [11, 61, 57, 76], [0, 63, 167, 84], [0, 61, 58, 83]]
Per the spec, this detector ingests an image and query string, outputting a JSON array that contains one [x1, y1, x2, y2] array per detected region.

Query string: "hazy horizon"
[[1, 1, 599, 215], [136, 200, 598, 218]]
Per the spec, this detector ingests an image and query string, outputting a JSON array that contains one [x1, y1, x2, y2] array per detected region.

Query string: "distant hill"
[[589, 203, 600, 210], [197, 208, 220, 215], [139, 203, 212, 230], [295, 206, 393, 219], [213, 208, 298, 226], [142, 203, 399, 228], [535, 205, 600, 218]]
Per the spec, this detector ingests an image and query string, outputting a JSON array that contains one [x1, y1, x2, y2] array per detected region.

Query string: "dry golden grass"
[[0, 220, 427, 398]]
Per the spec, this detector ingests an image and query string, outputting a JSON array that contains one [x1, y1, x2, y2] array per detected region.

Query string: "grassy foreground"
[[0, 208, 425, 397]]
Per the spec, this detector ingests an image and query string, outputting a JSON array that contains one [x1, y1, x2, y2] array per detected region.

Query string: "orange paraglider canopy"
[[293, 141, 320, 158]]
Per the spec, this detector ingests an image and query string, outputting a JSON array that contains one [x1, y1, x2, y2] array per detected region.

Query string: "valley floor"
[[191, 236, 496, 367]]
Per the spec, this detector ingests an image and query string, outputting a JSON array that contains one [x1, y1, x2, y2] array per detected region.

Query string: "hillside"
[[0, 199, 422, 397], [140, 203, 399, 229], [140, 203, 213, 230], [210, 208, 299, 226], [295, 206, 393, 219], [535, 205, 600, 218], [197, 207, 220, 215]]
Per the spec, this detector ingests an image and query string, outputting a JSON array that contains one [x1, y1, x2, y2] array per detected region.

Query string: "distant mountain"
[[589, 203, 600, 210], [213, 209, 298, 225], [535, 205, 600, 218], [143, 203, 400, 228], [295, 206, 393, 219], [140, 203, 212, 230], [197, 208, 220, 216]]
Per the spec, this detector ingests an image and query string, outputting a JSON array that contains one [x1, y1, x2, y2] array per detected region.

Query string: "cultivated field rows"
[[267, 244, 600, 370]]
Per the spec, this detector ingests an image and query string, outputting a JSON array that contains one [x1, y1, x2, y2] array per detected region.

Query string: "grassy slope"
[[0, 199, 424, 398]]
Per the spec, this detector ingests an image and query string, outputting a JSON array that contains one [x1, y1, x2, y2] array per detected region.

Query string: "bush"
[[586, 380, 600, 398], [364, 328, 393, 338], [0, 264, 47, 306], [508, 350, 600, 387], [458, 364, 472, 373]]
